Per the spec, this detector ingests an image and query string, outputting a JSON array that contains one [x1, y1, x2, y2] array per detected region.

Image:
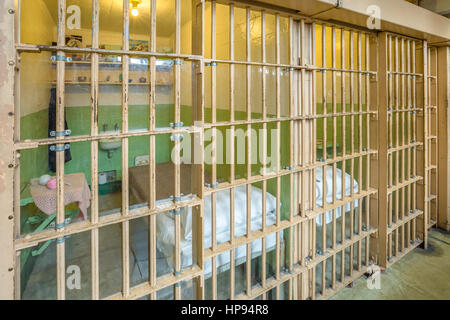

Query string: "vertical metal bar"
[[365, 34, 370, 241], [288, 16, 295, 276], [357, 33, 363, 269], [261, 10, 267, 289], [275, 14, 281, 282], [412, 40, 417, 242], [121, 0, 130, 299], [229, 3, 235, 300], [321, 24, 327, 256], [321, 28, 327, 262], [192, 0, 205, 300], [149, 0, 157, 300], [56, 0, 67, 300], [331, 26, 337, 289], [210, 2, 217, 262], [245, 6, 252, 298], [0, 0, 15, 300], [311, 22, 317, 263], [341, 30, 346, 249], [90, 0, 100, 300], [377, 32, 389, 268], [349, 32, 355, 265], [174, 0, 182, 300], [420, 40, 429, 248]]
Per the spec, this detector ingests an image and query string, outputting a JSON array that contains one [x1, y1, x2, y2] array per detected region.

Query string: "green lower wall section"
[[20, 103, 367, 219]]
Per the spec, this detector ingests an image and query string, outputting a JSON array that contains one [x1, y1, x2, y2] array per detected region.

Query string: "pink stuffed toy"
[[46, 178, 57, 190]]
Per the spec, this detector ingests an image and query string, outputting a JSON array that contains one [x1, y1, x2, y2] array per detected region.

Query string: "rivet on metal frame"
[[8, 9, 15, 14]]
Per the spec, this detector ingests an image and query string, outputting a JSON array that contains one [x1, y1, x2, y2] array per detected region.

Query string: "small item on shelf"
[[78, 76, 87, 82], [70, 54, 84, 61], [139, 77, 146, 83], [130, 39, 149, 52], [105, 75, 111, 82], [66, 35, 82, 48], [129, 79, 133, 83]]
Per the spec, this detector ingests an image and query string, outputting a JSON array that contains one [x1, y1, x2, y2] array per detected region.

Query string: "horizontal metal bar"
[[204, 58, 377, 75], [106, 265, 203, 300], [387, 176, 423, 193], [203, 111, 378, 128], [205, 150, 378, 194], [16, 44, 203, 62], [387, 142, 423, 154], [14, 127, 202, 151], [14, 196, 202, 251], [387, 209, 423, 233], [387, 71, 423, 77]]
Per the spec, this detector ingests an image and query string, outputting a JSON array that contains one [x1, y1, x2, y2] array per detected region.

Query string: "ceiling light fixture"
[[130, 0, 142, 17]]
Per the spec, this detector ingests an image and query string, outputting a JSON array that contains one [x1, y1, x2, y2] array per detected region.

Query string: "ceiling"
[[417, 0, 450, 18]]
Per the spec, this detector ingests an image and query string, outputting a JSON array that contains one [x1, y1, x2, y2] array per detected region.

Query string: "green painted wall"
[[20, 102, 366, 220]]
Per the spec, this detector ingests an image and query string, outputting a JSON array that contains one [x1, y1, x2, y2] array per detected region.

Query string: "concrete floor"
[[331, 228, 450, 300], [21, 190, 450, 300]]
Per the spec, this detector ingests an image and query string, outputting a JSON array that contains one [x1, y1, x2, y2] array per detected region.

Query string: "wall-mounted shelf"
[[50, 81, 172, 86], [51, 59, 174, 71]]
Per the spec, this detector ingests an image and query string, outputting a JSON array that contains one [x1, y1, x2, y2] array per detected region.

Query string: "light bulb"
[[131, 8, 139, 16]]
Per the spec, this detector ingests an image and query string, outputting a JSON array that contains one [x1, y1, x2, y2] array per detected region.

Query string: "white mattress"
[[155, 165, 358, 273]]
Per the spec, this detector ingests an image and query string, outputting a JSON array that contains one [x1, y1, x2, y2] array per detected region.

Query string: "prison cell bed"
[[128, 163, 359, 276]]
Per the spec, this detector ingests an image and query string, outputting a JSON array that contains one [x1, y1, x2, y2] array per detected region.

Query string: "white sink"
[[99, 138, 121, 151], [99, 133, 122, 159]]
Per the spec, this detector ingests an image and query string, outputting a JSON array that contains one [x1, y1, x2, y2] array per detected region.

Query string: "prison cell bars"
[[381, 33, 428, 268], [13, 0, 205, 301], [8, 0, 384, 298], [310, 26, 377, 300], [426, 46, 438, 231], [199, 8, 377, 299]]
